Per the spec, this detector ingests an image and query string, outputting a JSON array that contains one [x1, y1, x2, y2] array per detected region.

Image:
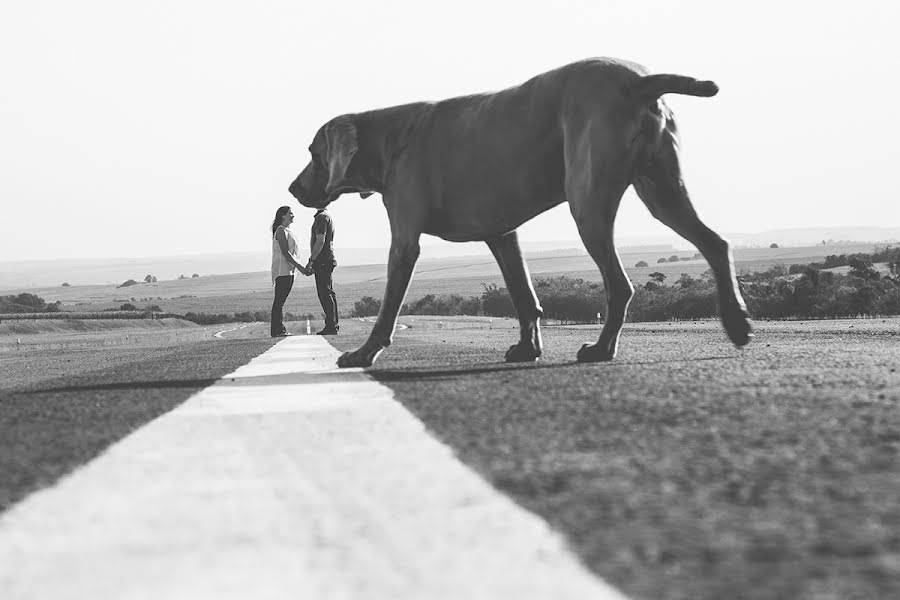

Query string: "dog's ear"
[[324, 116, 358, 194]]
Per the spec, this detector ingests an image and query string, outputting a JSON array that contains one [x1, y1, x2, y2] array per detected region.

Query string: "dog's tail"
[[635, 74, 719, 101]]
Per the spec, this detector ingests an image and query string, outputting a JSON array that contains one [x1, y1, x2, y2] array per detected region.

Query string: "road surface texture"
[[0, 333, 625, 600]]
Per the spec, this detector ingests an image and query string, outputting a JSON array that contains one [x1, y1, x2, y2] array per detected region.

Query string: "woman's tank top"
[[271, 226, 299, 284]]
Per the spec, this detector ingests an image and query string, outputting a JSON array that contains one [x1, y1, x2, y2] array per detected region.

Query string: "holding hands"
[[296, 259, 314, 277]]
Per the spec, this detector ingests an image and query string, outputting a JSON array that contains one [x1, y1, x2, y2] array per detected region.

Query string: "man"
[[306, 207, 339, 335]]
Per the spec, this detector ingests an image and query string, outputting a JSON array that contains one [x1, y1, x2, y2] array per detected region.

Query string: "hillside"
[[2, 242, 891, 318]]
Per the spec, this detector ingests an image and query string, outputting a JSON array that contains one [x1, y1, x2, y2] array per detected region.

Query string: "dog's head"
[[289, 115, 373, 209]]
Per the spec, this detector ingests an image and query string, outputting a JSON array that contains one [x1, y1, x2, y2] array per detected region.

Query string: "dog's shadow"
[[370, 353, 740, 382]]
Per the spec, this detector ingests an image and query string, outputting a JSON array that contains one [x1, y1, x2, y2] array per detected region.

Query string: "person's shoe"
[[316, 327, 339, 335]]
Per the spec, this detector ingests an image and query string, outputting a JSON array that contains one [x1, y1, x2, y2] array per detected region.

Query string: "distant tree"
[[119, 303, 138, 311], [657, 257, 667, 263], [117, 279, 139, 288], [352, 296, 382, 317], [148, 304, 162, 312], [61, 282, 70, 287], [635, 260, 648, 268], [648, 272, 667, 285], [848, 257, 879, 280], [144, 274, 153, 283], [192, 273, 199, 278], [151, 276, 157, 283], [178, 274, 186, 280], [676, 273, 697, 289], [770, 243, 779, 249], [481, 283, 515, 317], [668, 255, 680, 262], [679, 256, 691, 261]]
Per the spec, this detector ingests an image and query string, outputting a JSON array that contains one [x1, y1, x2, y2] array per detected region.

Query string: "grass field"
[[329, 317, 900, 600], [4, 242, 889, 317], [0, 318, 220, 352]]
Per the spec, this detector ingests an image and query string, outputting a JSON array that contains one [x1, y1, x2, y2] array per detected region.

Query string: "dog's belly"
[[425, 137, 567, 241], [424, 161, 567, 241]]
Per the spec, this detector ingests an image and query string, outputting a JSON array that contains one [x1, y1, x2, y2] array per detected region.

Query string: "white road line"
[[363, 316, 407, 330], [213, 322, 254, 338], [0, 337, 626, 600]]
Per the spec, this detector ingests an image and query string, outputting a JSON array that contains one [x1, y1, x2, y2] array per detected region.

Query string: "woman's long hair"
[[271, 206, 291, 238]]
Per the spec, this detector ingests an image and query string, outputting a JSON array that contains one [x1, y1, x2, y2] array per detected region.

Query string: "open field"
[[2, 242, 890, 318], [0, 318, 220, 352]]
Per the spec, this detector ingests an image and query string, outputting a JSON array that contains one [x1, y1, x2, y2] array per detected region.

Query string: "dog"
[[289, 57, 753, 368]]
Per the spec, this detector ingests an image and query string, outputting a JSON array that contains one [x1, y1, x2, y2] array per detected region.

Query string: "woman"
[[270, 206, 307, 337]]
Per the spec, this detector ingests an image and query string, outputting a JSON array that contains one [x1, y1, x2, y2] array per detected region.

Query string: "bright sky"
[[1, 0, 898, 262]]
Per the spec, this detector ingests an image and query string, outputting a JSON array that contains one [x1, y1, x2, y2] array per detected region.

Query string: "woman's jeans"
[[271, 275, 294, 336]]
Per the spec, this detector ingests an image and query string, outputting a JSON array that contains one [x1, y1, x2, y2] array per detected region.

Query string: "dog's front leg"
[[337, 237, 420, 368], [486, 232, 543, 362]]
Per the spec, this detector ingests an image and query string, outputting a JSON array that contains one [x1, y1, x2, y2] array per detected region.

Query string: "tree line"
[[351, 247, 900, 322]]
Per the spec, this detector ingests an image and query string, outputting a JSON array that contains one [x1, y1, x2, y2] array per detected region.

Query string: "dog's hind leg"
[[486, 232, 543, 362], [632, 119, 753, 347], [337, 236, 421, 368], [567, 178, 633, 362]]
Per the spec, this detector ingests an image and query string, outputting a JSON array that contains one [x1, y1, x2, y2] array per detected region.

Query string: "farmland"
[[2, 242, 888, 318]]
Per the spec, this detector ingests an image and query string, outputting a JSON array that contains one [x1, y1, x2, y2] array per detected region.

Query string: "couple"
[[270, 205, 339, 337]]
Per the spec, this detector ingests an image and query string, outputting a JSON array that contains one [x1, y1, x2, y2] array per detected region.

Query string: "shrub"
[[119, 303, 138, 311], [657, 257, 667, 263], [634, 261, 648, 268], [668, 255, 680, 263], [117, 279, 139, 288], [61, 282, 70, 287], [481, 284, 515, 317], [352, 296, 382, 317]]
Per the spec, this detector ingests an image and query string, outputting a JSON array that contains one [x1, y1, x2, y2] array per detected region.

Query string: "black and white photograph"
[[1, 1, 898, 599]]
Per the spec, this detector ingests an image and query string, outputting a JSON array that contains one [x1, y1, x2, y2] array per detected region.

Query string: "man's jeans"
[[271, 275, 294, 336], [314, 267, 339, 330]]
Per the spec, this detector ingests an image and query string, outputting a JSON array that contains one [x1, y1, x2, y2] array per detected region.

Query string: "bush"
[[61, 282, 70, 287], [403, 293, 482, 316], [635, 260, 648, 268], [0, 293, 51, 313], [352, 296, 382, 317], [117, 279, 139, 288], [481, 284, 515, 317], [657, 257, 667, 263], [119, 303, 138, 311], [668, 255, 680, 263]]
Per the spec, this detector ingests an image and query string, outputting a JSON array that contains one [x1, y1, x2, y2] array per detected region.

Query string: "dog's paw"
[[576, 342, 616, 363], [722, 306, 754, 347], [337, 347, 382, 368], [504, 342, 541, 363]]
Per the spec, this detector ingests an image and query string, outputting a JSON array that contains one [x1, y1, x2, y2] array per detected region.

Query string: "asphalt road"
[[0, 335, 277, 512], [2, 318, 898, 600], [331, 318, 900, 600]]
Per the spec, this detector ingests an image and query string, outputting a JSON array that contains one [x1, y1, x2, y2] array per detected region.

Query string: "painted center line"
[[0, 336, 626, 600]]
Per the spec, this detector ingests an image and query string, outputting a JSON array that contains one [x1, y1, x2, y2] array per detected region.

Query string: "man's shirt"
[[310, 210, 336, 269]]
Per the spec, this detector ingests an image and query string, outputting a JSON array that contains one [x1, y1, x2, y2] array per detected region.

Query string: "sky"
[[1, 0, 898, 263]]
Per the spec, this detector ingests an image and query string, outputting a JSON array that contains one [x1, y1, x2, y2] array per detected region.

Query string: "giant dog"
[[289, 58, 753, 368]]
